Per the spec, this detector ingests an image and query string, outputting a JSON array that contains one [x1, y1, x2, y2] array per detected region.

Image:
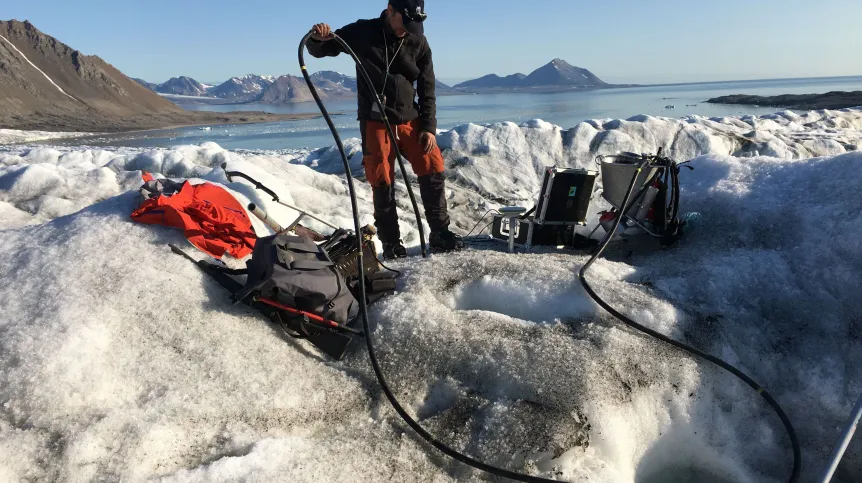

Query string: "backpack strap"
[[290, 260, 335, 270], [275, 234, 321, 253]]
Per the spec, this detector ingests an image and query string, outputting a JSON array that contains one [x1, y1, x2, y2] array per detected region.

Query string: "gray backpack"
[[233, 234, 359, 325]]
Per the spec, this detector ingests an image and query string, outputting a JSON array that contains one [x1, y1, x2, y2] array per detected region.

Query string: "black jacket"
[[306, 12, 438, 134]]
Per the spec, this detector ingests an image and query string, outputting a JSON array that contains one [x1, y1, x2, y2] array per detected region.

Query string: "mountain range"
[[134, 60, 611, 105], [133, 72, 453, 104], [208, 74, 275, 100], [0, 19, 305, 131]]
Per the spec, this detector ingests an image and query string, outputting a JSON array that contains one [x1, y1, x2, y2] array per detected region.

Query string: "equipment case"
[[490, 167, 597, 250]]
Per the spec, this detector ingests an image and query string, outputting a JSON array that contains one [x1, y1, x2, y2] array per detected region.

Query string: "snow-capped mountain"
[[144, 70, 447, 104], [133, 69, 443, 104], [155, 76, 209, 96], [309, 71, 357, 94], [208, 74, 276, 100]]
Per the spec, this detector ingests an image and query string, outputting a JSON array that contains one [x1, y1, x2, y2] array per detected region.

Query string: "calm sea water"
[[70, 76, 862, 151]]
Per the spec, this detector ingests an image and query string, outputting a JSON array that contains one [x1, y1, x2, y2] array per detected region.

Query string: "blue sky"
[[4, 0, 861, 85]]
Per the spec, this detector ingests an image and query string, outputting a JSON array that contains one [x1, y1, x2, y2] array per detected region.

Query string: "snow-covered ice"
[[437, 108, 862, 208], [1, 108, 861, 482]]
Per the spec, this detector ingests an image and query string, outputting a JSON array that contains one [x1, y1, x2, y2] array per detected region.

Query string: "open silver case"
[[490, 167, 598, 251]]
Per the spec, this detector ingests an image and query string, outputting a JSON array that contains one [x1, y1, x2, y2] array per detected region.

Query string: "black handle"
[[221, 162, 280, 202]]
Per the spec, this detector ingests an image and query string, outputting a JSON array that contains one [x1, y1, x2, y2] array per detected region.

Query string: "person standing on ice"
[[307, 0, 464, 259]]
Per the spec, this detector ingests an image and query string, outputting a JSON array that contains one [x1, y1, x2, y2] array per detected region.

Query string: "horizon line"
[[147, 72, 862, 90]]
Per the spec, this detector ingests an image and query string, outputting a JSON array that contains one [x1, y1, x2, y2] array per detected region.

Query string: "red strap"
[[257, 297, 340, 329], [142, 171, 154, 182]]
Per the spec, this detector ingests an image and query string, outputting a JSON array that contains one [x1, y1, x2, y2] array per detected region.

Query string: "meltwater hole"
[[449, 275, 595, 324]]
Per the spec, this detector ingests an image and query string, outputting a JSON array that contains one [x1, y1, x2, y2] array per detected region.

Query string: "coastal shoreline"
[[0, 110, 334, 137], [706, 91, 862, 111]]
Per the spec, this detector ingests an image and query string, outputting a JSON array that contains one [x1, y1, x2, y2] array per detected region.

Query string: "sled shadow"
[[196, 271, 333, 364], [153, 239, 334, 364]]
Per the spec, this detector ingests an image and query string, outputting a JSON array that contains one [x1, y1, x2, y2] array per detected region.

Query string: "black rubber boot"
[[382, 241, 407, 260], [429, 229, 465, 252], [418, 173, 464, 253], [372, 184, 400, 245], [417, 173, 451, 233]]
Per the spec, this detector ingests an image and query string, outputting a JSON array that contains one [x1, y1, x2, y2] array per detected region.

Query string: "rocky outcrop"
[[708, 91, 862, 110]]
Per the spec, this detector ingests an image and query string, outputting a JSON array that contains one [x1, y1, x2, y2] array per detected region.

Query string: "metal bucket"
[[599, 157, 659, 216]]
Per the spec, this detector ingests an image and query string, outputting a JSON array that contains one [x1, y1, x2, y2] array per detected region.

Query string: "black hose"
[[303, 37, 426, 259], [300, 30, 800, 483], [578, 161, 801, 482], [300, 31, 567, 483]]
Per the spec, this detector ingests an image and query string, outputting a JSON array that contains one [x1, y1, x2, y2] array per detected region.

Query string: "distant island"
[[707, 91, 862, 110], [450, 59, 633, 92]]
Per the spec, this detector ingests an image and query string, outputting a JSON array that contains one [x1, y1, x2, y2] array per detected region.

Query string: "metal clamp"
[[499, 206, 527, 253]]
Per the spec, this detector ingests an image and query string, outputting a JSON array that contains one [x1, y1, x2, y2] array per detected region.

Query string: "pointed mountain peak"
[[549, 58, 574, 69]]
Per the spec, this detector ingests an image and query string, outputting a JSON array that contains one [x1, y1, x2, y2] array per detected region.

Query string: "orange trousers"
[[360, 120, 445, 187]]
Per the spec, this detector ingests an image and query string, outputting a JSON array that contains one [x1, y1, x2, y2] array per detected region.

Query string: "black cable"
[[327, 35, 427, 259], [578, 160, 801, 483], [300, 31, 566, 483], [464, 209, 500, 238], [377, 259, 402, 279], [301, 31, 800, 483], [468, 221, 497, 243]]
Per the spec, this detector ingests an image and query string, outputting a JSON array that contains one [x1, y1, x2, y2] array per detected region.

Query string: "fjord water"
[[73, 75, 862, 151]]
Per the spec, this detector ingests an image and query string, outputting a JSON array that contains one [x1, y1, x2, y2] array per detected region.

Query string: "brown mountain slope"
[[0, 20, 302, 132], [259, 75, 328, 104]]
